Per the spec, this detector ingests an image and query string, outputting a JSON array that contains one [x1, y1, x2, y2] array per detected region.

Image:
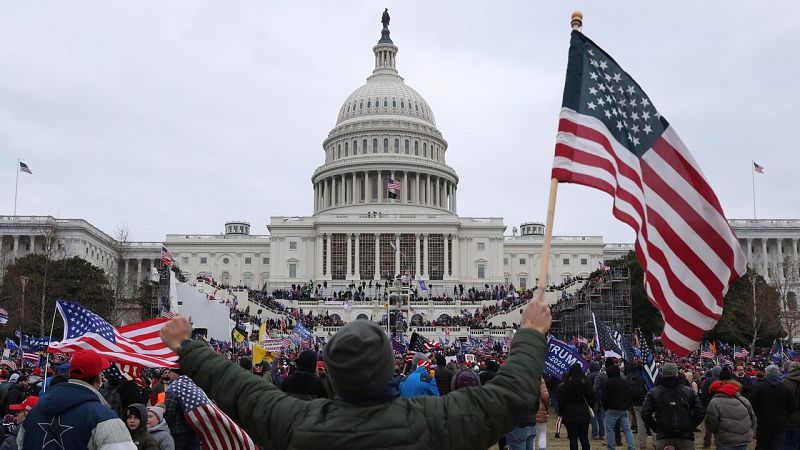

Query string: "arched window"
[[392, 98, 396, 108], [415, 103, 419, 111], [423, 142, 427, 157], [359, 101, 363, 110], [414, 141, 419, 155], [363, 139, 367, 155], [383, 138, 389, 153], [346, 104, 350, 112], [367, 100, 371, 108], [344, 142, 348, 157], [373, 138, 378, 153], [411, 314, 423, 325], [353, 140, 358, 154], [405, 140, 409, 154], [401, 100, 405, 109], [383, 98, 388, 107], [394, 139, 399, 153], [337, 144, 341, 159], [356, 314, 369, 320]]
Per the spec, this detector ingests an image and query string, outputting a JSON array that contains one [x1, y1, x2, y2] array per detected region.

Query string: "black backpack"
[[655, 386, 694, 434], [628, 373, 647, 402]]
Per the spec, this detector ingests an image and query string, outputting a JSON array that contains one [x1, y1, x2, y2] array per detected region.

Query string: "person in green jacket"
[[160, 290, 552, 450]]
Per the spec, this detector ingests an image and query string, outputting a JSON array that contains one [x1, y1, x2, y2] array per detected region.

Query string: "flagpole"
[[40, 304, 59, 393], [751, 160, 756, 219], [14, 159, 19, 216]]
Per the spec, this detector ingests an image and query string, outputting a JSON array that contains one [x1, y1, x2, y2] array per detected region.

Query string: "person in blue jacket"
[[17, 350, 136, 449], [399, 353, 440, 398]]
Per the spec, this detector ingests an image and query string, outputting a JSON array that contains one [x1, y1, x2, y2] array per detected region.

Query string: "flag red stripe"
[[641, 157, 737, 279]]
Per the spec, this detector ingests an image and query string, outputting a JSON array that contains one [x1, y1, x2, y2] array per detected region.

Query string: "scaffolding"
[[387, 278, 412, 339], [150, 266, 171, 318], [551, 267, 632, 341]]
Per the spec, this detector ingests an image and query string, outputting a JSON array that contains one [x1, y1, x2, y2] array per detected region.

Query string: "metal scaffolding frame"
[[551, 267, 632, 340]]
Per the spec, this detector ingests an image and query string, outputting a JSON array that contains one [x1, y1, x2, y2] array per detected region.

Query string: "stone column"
[[443, 234, 449, 278], [423, 234, 429, 276], [13, 236, 19, 258], [374, 234, 380, 280], [778, 238, 785, 281], [124, 259, 129, 284], [403, 171, 408, 204], [365, 172, 371, 204], [313, 183, 318, 211], [355, 234, 360, 279], [316, 235, 323, 278], [452, 236, 460, 280], [394, 234, 400, 276], [332, 176, 337, 206], [346, 233, 352, 278], [793, 238, 799, 276], [416, 174, 421, 205], [136, 259, 142, 285], [746, 238, 752, 268], [453, 185, 457, 213], [761, 238, 769, 278], [426, 175, 431, 205], [326, 234, 332, 277], [354, 174, 360, 204], [415, 233, 421, 278]]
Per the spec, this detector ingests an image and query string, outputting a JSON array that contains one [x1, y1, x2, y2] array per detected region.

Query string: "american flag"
[[104, 362, 145, 388], [593, 314, 633, 360], [734, 346, 749, 359], [552, 30, 746, 355], [22, 351, 40, 367], [18, 162, 32, 174], [48, 300, 178, 368], [635, 328, 659, 389], [700, 344, 715, 359], [161, 246, 174, 266], [408, 332, 434, 353], [168, 375, 257, 450], [753, 162, 764, 174], [160, 310, 176, 319], [386, 178, 400, 199]]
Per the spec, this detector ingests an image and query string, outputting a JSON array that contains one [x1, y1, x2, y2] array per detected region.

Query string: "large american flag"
[[552, 31, 746, 355], [168, 375, 257, 450], [48, 300, 178, 368]]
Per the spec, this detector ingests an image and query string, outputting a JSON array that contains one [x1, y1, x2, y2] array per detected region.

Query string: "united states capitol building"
[[1, 19, 798, 329]]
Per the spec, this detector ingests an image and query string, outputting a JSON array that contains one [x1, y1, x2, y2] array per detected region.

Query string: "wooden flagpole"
[[537, 11, 582, 292]]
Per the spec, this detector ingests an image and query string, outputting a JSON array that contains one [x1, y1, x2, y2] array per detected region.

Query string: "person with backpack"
[[641, 362, 705, 450], [749, 364, 793, 450], [781, 362, 800, 449], [704, 380, 756, 450], [602, 364, 636, 450]]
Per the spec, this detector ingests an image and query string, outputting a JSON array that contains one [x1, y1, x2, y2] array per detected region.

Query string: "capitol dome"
[[312, 18, 458, 216], [336, 75, 436, 127]]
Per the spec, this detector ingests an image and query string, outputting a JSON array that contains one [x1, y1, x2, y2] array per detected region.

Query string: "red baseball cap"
[[9, 396, 39, 412], [69, 351, 110, 379]]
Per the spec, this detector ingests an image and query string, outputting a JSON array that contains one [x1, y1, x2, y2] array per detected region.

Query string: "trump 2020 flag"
[[552, 30, 746, 355], [167, 375, 257, 450]]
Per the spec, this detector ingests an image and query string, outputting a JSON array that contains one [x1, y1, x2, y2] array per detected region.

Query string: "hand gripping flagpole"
[[537, 11, 583, 292]]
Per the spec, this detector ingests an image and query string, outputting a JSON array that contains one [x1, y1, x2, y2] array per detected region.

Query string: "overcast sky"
[[2, 1, 797, 243]]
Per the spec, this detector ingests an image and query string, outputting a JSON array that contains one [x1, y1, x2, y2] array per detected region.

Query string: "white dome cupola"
[[312, 11, 459, 216]]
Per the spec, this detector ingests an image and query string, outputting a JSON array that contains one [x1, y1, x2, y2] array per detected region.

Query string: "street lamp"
[[20, 275, 29, 335]]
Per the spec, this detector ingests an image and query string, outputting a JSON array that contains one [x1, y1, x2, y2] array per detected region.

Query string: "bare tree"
[[773, 255, 800, 344], [105, 226, 134, 325], [36, 224, 64, 335]]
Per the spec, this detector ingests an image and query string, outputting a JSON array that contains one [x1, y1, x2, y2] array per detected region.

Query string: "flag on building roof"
[[636, 329, 659, 389], [592, 314, 632, 360], [161, 246, 174, 267], [18, 162, 32, 174], [753, 161, 765, 174], [48, 300, 178, 368], [168, 375, 257, 450], [552, 30, 746, 355]]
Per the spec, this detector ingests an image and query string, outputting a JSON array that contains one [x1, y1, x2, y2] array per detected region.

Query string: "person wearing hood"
[[704, 380, 756, 450], [450, 367, 480, 391], [602, 364, 636, 450], [641, 362, 705, 450], [17, 350, 136, 449], [399, 353, 439, 398], [700, 365, 722, 448], [433, 354, 453, 395], [146, 406, 175, 450], [2, 375, 27, 416], [280, 350, 329, 399], [782, 362, 800, 449], [749, 364, 793, 450], [126, 403, 159, 450]]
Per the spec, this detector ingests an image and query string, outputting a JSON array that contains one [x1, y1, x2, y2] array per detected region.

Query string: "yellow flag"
[[253, 345, 274, 365], [233, 329, 245, 343], [258, 323, 267, 343]]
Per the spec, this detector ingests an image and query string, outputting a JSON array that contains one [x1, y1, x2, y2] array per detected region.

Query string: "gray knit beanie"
[[323, 321, 394, 399]]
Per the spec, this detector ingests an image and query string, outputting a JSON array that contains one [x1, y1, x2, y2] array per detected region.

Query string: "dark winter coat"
[[640, 375, 705, 441], [782, 368, 800, 424], [558, 375, 595, 424], [177, 328, 548, 449], [602, 366, 631, 411], [750, 375, 794, 430], [281, 370, 329, 400], [127, 403, 159, 450], [434, 365, 453, 396], [3, 385, 24, 415]]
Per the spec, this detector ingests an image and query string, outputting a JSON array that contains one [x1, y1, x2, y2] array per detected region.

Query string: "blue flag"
[[544, 336, 589, 380]]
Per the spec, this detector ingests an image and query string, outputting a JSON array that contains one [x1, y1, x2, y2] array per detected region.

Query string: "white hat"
[[8, 373, 19, 383]]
